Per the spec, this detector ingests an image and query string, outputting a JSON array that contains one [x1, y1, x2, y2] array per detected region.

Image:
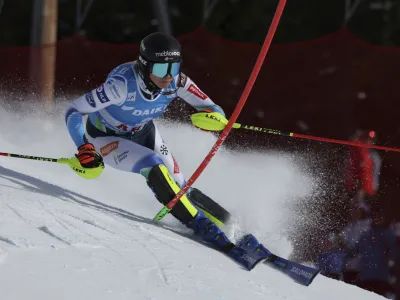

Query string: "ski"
[[262, 251, 320, 286], [227, 234, 320, 286]]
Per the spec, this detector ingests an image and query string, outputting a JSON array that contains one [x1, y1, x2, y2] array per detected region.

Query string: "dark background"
[[3, 0, 400, 46]]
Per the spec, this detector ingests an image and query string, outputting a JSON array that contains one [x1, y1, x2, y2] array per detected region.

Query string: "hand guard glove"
[[191, 111, 228, 131], [76, 143, 103, 168]]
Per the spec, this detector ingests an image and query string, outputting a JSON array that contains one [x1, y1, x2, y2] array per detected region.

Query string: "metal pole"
[[344, 0, 363, 26], [76, 0, 81, 32], [0, 0, 5, 20], [151, 0, 172, 35], [31, 0, 44, 46], [202, 0, 220, 25], [0, 0, 3, 44], [75, 0, 95, 32]]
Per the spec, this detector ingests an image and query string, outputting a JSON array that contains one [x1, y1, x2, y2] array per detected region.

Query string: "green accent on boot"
[[200, 209, 224, 228]]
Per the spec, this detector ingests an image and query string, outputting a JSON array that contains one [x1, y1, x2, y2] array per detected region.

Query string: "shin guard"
[[147, 164, 197, 224], [147, 164, 232, 250]]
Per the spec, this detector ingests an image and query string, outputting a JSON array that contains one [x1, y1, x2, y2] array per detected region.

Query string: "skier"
[[63, 33, 322, 281], [64, 32, 258, 265]]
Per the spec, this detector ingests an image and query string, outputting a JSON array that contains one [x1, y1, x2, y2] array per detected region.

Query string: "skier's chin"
[[150, 73, 173, 89]]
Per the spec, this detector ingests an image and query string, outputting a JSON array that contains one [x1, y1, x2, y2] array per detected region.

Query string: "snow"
[[0, 106, 385, 300]]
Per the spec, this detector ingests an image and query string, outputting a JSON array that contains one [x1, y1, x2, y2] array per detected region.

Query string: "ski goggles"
[[151, 61, 181, 78]]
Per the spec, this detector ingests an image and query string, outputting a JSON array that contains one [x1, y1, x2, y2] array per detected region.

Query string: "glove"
[[76, 143, 103, 168], [191, 111, 227, 132]]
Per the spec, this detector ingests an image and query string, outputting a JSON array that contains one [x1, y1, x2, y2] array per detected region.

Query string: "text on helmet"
[[155, 51, 180, 57]]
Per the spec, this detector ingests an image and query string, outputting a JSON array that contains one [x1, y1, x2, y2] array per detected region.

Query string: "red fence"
[[1, 28, 400, 218], [2, 28, 399, 138]]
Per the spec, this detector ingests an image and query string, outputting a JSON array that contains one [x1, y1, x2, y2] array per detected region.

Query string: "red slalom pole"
[[154, 0, 288, 221]]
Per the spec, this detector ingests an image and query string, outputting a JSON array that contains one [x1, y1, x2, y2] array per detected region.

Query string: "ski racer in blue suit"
[[64, 32, 272, 270], [65, 32, 232, 247]]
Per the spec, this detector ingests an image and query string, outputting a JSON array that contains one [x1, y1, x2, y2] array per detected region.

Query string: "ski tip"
[[304, 269, 320, 286]]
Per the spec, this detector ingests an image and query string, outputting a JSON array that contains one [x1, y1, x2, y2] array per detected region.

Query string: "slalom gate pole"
[[153, 0, 288, 222]]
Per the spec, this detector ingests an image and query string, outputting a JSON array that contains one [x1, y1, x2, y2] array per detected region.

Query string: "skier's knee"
[[133, 153, 164, 174]]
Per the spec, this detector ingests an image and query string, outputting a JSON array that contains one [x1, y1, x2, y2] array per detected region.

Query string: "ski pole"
[[191, 112, 400, 153], [0, 152, 104, 179]]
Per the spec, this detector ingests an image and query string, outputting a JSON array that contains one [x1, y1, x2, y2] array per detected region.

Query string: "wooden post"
[[30, 0, 58, 107], [41, 0, 58, 106]]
